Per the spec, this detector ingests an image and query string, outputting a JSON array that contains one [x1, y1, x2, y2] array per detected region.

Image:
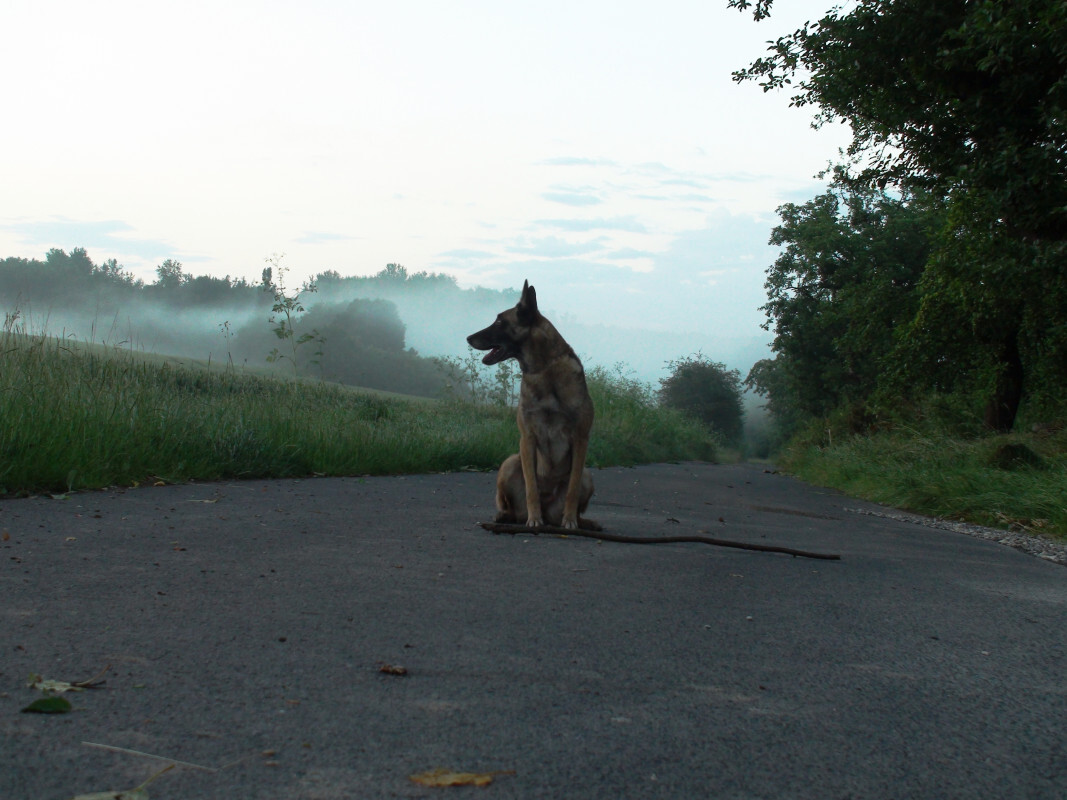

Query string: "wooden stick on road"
[[478, 522, 841, 561]]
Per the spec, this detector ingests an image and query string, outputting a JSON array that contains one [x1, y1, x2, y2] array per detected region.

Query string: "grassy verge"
[[0, 331, 716, 495], [781, 428, 1067, 539]]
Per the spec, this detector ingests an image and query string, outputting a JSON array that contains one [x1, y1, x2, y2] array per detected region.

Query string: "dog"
[[467, 280, 599, 530]]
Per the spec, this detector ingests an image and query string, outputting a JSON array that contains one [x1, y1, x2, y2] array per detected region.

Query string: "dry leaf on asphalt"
[[409, 768, 514, 787], [28, 664, 109, 694], [28, 677, 84, 694]]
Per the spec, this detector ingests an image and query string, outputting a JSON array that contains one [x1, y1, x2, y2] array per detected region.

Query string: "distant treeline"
[[0, 247, 505, 312], [0, 248, 516, 398]]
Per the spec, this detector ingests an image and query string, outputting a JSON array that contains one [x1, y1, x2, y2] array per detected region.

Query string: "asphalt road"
[[2, 463, 1065, 799]]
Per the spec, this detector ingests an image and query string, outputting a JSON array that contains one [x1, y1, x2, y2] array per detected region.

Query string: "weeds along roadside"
[[0, 330, 717, 496], [778, 418, 1067, 540]]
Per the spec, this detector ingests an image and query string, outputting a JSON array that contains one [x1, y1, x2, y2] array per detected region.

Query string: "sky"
[[0, 0, 851, 379]]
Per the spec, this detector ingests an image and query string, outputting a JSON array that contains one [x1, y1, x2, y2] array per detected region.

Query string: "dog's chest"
[[520, 376, 586, 467], [521, 390, 570, 434], [527, 408, 573, 470]]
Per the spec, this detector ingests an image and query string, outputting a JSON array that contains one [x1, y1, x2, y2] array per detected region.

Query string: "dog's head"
[[466, 279, 540, 365]]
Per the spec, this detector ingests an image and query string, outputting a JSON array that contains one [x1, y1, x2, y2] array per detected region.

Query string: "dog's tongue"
[[482, 347, 501, 365]]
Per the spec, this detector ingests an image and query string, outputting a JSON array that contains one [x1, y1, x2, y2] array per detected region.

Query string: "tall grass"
[[587, 365, 718, 465], [782, 427, 1067, 539], [0, 330, 716, 495]]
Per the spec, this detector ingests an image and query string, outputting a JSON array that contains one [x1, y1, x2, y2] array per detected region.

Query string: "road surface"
[[2, 463, 1064, 799]]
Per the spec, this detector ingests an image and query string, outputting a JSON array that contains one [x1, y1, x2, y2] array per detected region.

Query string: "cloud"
[[295, 231, 359, 245], [674, 193, 717, 204], [438, 248, 499, 260], [635, 161, 673, 174], [538, 156, 618, 168], [507, 236, 605, 258], [660, 177, 707, 189], [3, 217, 175, 260], [541, 191, 602, 207], [533, 216, 647, 233], [601, 246, 657, 261]]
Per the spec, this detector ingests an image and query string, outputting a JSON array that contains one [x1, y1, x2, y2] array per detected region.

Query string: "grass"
[[780, 426, 1067, 540], [0, 329, 717, 495]]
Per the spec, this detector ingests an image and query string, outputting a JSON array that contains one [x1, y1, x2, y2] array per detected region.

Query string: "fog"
[[307, 277, 772, 383], [2, 257, 771, 393]]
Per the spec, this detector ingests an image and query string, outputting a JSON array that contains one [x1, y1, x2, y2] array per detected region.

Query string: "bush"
[[658, 354, 744, 444]]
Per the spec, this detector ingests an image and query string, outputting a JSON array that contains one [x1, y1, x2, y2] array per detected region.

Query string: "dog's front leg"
[[518, 427, 543, 527], [560, 434, 590, 529]]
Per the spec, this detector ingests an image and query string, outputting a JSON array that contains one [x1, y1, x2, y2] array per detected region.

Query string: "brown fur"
[[467, 281, 599, 530]]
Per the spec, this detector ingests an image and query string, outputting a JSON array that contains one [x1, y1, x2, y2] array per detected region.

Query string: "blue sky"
[[0, 0, 850, 377]]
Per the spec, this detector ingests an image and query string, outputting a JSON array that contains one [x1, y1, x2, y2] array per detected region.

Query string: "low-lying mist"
[[1, 251, 770, 394]]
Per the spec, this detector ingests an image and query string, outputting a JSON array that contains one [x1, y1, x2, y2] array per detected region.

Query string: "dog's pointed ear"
[[517, 279, 538, 323]]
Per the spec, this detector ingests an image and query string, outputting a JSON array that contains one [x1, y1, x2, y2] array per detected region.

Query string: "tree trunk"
[[983, 327, 1024, 433]]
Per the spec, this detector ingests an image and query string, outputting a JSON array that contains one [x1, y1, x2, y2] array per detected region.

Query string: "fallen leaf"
[[28, 664, 109, 693], [409, 768, 514, 787], [29, 678, 84, 694], [2, 530, 9, 541], [379, 663, 408, 676], [21, 696, 73, 714]]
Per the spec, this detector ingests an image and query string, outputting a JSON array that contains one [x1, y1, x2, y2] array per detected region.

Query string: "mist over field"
[[311, 276, 771, 382], [2, 252, 769, 388]]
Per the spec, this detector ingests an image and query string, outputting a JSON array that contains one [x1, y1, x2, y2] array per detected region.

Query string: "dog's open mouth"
[[482, 347, 504, 365]]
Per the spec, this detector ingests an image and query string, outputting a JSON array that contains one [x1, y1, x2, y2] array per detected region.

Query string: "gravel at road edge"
[[846, 506, 1067, 566]]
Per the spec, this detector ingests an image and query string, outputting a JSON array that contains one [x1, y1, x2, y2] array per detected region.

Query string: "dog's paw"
[[561, 516, 579, 530], [526, 516, 544, 528]]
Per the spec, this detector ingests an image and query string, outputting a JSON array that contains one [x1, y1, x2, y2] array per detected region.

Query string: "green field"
[[0, 329, 717, 495]]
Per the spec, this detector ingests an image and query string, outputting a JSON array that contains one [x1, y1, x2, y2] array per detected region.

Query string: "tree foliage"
[[732, 0, 1067, 434], [731, 0, 1067, 243], [748, 181, 940, 428], [659, 354, 744, 444]]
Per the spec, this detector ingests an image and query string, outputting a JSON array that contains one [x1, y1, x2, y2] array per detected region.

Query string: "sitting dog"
[[467, 280, 599, 530]]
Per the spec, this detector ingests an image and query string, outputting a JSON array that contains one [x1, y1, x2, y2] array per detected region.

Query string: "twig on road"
[[478, 522, 841, 560]]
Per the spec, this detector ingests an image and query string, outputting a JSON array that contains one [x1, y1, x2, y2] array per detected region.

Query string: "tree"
[[659, 354, 744, 444], [730, 0, 1066, 242], [300, 298, 407, 355], [155, 259, 186, 290], [750, 181, 939, 430], [730, 0, 1067, 431], [378, 262, 408, 282], [888, 196, 1067, 429]]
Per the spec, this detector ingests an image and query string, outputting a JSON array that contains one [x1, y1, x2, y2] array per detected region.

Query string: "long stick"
[[478, 522, 841, 560]]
